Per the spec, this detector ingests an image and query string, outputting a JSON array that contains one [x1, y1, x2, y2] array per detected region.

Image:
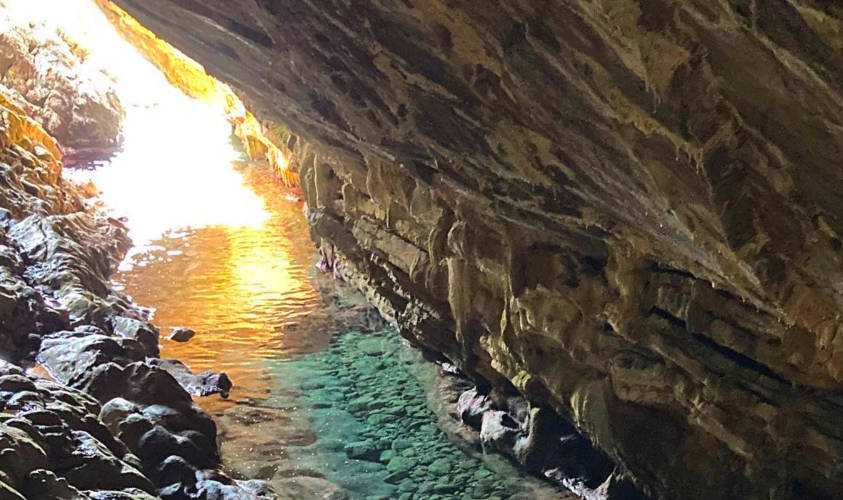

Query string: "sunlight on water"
[[10, 0, 271, 247], [115, 165, 324, 405], [8, 3, 570, 497], [84, 97, 270, 248]]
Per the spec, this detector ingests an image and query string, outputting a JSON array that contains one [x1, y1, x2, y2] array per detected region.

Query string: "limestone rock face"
[[0, 14, 124, 162], [107, 1, 843, 498]]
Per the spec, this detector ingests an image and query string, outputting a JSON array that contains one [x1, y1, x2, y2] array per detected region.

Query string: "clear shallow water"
[[103, 156, 566, 499], [87, 142, 570, 499], [59, 9, 566, 495], [113, 162, 329, 406], [253, 329, 565, 499]]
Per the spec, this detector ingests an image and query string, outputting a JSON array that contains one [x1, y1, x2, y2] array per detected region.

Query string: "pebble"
[[271, 329, 553, 498]]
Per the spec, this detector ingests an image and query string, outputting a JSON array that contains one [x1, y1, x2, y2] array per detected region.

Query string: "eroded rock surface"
[[0, 8, 124, 162], [106, 1, 843, 498]]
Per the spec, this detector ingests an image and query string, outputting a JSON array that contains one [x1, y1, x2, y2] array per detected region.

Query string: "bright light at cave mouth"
[[4, 0, 270, 245]]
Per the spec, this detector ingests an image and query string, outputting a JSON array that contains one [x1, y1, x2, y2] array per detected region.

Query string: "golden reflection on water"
[[114, 165, 326, 410], [11, 0, 332, 410], [88, 98, 272, 248]]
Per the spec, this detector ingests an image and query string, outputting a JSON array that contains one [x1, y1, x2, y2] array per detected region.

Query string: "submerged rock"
[[167, 326, 195, 343], [343, 440, 380, 462], [250, 327, 561, 499]]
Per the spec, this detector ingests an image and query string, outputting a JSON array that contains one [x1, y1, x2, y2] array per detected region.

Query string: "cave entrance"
[[2, 0, 294, 243], [2, 0, 328, 390]]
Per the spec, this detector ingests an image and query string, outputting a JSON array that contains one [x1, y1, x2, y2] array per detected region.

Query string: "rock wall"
[[0, 9, 124, 162], [103, 1, 843, 498]]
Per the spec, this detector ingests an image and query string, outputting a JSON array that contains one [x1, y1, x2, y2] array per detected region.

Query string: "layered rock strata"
[[0, 90, 270, 498], [105, 1, 843, 499], [0, 9, 124, 162]]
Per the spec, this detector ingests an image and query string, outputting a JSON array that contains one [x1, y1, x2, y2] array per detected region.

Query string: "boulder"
[[455, 389, 492, 429], [479, 411, 521, 457], [149, 359, 232, 398]]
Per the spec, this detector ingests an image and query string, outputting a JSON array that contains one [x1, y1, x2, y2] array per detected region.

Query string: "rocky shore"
[[0, 87, 272, 498]]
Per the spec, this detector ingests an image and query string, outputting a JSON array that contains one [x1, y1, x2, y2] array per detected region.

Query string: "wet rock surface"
[[0, 361, 157, 499], [457, 385, 636, 498], [0, 6, 124, 162], [0, 89, 271, 498], [106, 1, 843, 498], [150, 359, 232, 398]]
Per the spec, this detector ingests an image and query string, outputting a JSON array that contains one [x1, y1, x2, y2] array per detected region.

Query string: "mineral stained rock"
[[106, 1, 843, 498], [0, 11, 124, 162]]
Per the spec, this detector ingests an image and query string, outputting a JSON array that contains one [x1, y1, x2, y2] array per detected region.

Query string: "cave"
[[0, 0, 840, 499]]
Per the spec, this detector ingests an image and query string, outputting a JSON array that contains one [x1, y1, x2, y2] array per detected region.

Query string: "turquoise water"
[[272, 329, 559, 499], [103, 159, 569, 499], [212, 326, 565, 499], [102, 157, 568, 499], [19, 0, 573, 495]]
